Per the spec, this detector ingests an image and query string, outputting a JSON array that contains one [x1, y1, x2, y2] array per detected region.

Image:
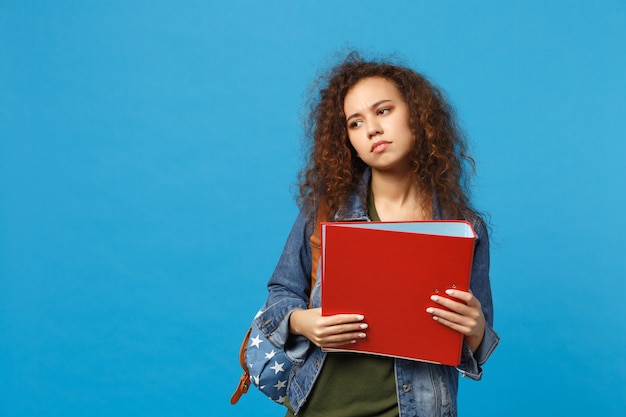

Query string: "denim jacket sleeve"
[[456, 219, 499, 380], [253, 207, 314, 364]]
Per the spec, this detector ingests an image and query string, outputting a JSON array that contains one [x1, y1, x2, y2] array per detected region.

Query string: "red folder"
[[320, 221, 476, 366]]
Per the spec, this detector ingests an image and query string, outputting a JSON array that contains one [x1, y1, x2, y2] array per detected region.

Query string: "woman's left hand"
[[426, 289, 485, 353]]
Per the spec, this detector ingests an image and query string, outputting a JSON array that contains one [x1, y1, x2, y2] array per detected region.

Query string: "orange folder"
[[320, 221, 476, 366]]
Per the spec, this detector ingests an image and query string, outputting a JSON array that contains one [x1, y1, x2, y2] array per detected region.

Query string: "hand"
[[426, 289, 485, 353], [289, 308, 368, 348]]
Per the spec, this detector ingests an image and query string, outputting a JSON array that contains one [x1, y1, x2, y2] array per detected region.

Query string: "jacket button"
[[402, 384, 411, 392]]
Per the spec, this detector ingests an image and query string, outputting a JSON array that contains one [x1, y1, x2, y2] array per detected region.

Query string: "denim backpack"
[[230, 203, 326, 405]]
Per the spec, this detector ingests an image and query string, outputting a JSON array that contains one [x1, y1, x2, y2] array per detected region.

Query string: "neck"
[[370, 170, 431, 221]]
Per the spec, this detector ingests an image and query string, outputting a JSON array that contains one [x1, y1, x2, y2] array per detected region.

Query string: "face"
[[343, 77, 415, 175]]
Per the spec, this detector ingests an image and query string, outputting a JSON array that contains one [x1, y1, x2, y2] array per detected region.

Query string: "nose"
[[367, 119, 383, 139]]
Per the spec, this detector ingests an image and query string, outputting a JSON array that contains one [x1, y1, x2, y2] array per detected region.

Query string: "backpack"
[[230, 203, 327, 405]]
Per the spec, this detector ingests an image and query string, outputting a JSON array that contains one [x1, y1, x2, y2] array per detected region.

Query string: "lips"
[[371, 141, 391, 154]]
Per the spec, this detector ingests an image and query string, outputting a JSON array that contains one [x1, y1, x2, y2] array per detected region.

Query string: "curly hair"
[[298, 52, 478, 221]]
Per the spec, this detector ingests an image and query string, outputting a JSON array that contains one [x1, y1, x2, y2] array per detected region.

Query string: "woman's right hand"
[[289, 308, 368, 348]]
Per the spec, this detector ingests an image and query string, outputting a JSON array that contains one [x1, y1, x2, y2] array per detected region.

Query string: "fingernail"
[[350, 340, 357, 344], [430, 295, 439, 302], [358, 333, 366, 338], [360, 323, 368, 329], [426, 307, 434, 314], [446, 289, 454, 295], [356, 315, 364, 320]]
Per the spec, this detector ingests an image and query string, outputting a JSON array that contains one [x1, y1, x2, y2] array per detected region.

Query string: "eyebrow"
[[345, 99, 393, 122]]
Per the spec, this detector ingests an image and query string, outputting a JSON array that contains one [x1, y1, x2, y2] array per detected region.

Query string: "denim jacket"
[[255, 170, 499, 416]]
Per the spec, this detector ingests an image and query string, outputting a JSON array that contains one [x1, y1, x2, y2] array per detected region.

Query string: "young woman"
[[254, 52, 499, 417]]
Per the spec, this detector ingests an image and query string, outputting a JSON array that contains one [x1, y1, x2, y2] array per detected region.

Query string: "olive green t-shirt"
[[285, 194, 399, 417]]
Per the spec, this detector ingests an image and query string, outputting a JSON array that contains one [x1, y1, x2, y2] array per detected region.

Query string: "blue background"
[[2, 1, 625, 416]]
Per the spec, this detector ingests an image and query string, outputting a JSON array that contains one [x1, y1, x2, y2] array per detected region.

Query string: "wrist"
[[465, 328, 485, 353], [288, 309, 305, 336]]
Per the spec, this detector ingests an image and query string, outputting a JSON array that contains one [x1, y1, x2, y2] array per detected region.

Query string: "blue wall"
[[1, 1, 625, 416]]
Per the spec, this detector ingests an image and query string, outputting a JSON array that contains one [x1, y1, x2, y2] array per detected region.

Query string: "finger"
[[313, 321, 368, 339], [322, 339, 359, 348], [429, 314, 473, 335], [429, 294, 473, 315], [426, 305, 484, 337], [302, 309, 365, 329], [315, 330, 367, 348], [442, 289, 481, 308], [320, 313, 366, 325], [427, 306, 475, 326], [428, 300, 482, 325]]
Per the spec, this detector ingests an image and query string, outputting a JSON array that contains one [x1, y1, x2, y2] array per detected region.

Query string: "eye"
[[348, 120, 363, 129], [377, 107, 391, 116]]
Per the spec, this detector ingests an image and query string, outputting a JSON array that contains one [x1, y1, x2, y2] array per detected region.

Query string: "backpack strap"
[[309, 201, 329, 304], [229, 326, 252, 404]]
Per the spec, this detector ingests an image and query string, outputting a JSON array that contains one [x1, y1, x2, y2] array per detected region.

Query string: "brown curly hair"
[[298, 52, 478, 221]]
